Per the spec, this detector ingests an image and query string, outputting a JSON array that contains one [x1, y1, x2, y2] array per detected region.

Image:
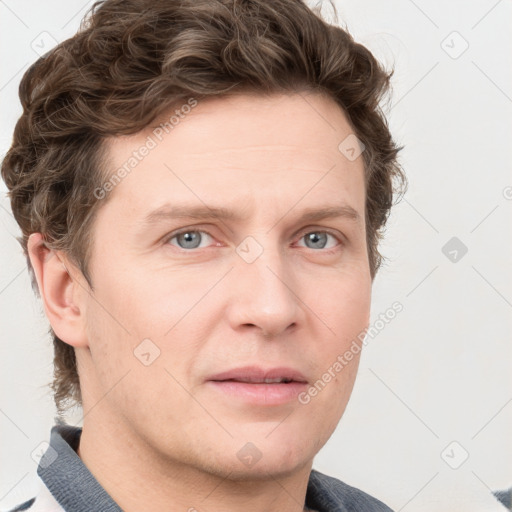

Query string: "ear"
[[27, 233, 89, 348]]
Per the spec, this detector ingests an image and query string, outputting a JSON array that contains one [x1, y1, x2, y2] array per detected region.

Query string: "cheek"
[[85, 263, 221, 383], [317, 268, 371, 344], [305, 268, 370, 401], [89, 262, 197, 336]]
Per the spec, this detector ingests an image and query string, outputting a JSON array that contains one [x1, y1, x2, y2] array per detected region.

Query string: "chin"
[[195, 431, 316, 482], [207, 452, 311, 482]]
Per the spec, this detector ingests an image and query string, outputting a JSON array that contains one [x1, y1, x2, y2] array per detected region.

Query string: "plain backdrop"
[[1, 1, 511, 511]]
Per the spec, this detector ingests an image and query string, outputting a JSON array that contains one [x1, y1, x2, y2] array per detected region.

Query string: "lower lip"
[[207, 380, 308, 406]]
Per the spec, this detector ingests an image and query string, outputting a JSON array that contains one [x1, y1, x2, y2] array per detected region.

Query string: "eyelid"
[[293, 227, 344, 252], [295, 226, 344, 243], [164, 226, 217, 248]]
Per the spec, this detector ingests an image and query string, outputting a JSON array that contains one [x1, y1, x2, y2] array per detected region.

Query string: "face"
[[77, 92, 371, 480]]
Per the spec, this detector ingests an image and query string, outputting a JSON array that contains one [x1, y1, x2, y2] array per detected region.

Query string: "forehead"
[[99, 92, 365, 222], [145, 91, 355, 159]]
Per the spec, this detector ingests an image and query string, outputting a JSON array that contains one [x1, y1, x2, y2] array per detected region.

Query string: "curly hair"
[[1, 0, 405, 414]]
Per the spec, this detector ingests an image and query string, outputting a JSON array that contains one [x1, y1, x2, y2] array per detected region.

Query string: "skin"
[[28, 92, 372, 512]]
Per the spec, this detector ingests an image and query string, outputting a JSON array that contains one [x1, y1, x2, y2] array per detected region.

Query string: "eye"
[[165, 228, 342, 252], [167, 230, 214, 250], [296, 231, 341, 251]]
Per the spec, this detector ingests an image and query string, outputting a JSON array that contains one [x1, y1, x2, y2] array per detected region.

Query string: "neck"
[[76, 416, 314, 512]]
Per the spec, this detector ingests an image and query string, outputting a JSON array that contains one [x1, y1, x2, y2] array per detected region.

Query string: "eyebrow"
[[141, 203, 360, 227]]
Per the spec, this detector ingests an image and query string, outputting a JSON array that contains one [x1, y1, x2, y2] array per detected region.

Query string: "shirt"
[[9, 424, 394, 512]]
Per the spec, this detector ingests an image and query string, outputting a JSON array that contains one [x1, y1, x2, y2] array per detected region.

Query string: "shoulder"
[[307, 469, 394, 512], [6, 498, 35, 511], [5, 480, 65, 512], [494, 486, 512, 510]]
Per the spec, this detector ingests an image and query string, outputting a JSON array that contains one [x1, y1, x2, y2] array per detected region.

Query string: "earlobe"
[[27, 233, 89, 348]]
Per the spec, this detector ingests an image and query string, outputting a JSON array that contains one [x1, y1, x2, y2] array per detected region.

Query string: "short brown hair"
[[1, 0, 405, 414]]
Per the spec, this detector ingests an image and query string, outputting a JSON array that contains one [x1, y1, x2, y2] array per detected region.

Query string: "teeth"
[[263, 377, 291, 384]]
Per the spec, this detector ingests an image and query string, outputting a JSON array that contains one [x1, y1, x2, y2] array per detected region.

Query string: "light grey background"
[[1, 1, 511, 511]]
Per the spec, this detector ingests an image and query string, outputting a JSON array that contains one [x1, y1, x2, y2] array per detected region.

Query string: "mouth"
[[222, 377, 295, 384], [206, 366, 308, 406]]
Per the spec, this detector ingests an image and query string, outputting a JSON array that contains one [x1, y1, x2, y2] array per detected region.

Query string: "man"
[[1, 0, 405, 510]]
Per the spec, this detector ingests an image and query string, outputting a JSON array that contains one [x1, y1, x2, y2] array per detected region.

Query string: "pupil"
[[179, 232, 200, 248], [307, 232, 326, 249]]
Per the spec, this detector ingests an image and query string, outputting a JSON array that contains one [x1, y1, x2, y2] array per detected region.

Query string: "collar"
[[37, 425, 121, 512]]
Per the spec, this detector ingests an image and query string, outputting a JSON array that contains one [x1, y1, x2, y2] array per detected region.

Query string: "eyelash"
[[164, 227, 344, 254]]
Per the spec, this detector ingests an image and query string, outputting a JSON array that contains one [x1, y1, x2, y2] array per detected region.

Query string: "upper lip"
[[207, 366, 308, 384]]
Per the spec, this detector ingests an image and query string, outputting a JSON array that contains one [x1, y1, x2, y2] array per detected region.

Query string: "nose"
[[226, 240, 302, 338]]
